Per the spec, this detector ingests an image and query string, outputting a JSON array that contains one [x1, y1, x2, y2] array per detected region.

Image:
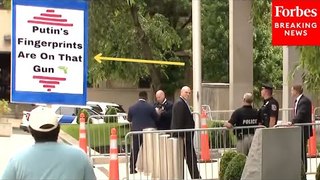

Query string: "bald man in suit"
[[154, 90, 173, 130], [171, 86, 201, 179]]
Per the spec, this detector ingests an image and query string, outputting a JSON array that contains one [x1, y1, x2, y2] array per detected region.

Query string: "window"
[[86, 109, 99, 116], [106, 105, 126, 113], [90, 105, 103, 114], [55, 107, 76, 116]]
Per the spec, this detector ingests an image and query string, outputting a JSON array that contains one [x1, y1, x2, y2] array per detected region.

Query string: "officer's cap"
[[262, 83, 273, 90]]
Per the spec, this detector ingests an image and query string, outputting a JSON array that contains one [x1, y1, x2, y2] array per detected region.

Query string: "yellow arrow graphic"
[[94, 53, 185, 66]]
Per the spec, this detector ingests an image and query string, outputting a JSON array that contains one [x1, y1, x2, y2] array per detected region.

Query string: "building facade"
[[0, 9, 11, 100]]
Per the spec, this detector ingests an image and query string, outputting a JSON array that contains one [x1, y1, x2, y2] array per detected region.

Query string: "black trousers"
[[302, 137, 308, 172], [129, 134, 143, 172], [183, 132, 201, 179]]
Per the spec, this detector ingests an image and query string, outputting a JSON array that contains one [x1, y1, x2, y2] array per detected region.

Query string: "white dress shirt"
[[180, 96, 192, 114], [294, 94, 303, 115]]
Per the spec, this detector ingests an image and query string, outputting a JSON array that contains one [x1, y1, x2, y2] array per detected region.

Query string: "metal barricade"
[[291, 122, 320, 175], [278, 108, 294, 125], [124, 126, 264, 180], [201, 105, 212, 120], [192, 112, 201, 153], [205, 108, 295, 125], [66, 107, 320, 177], [206, 110, 234, 122], [314, 107, 320, 121], [86, 114, 131, 159], [314, 107, 320, 143]]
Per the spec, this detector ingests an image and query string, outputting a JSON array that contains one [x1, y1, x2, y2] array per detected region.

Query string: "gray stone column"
[[282, 46, 302, 123], [229, 0, 253, 110]]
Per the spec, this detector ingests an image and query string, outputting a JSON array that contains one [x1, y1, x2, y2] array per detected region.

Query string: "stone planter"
[[0, 122, 12, 137], [6, 118, 21, 128]]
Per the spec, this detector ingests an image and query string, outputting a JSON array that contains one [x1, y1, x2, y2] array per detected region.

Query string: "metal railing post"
[[159, 134, 170, 179]]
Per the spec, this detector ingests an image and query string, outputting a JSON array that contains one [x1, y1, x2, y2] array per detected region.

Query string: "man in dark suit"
[[128, 91, 158, 174], [291, 84, 313, 173], [171, 86, 201, 179], [154, 90, 173, 130]]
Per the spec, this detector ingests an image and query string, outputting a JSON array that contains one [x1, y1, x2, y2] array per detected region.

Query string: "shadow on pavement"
[[12, 128, 30, 135]]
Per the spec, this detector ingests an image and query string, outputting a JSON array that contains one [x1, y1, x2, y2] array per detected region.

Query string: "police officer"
[[259, 83, 279, 127], [224, 93, 261, 155]]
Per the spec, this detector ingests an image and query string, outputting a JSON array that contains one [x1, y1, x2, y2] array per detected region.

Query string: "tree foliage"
[[297, 47, 320, 92], [89, 0, 240, 96], [202, 0, 229, 82], [3, 0, 283, 98], [88, 0, 150, 86], [89, 0, 188, 94], [252, 0, 283, 105], [4, 0, 284, 100], [2, 0, 10, 9], [89, 0, 319, 100]]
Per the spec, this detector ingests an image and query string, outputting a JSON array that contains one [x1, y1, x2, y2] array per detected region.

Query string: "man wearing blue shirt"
[[1, 106, 96, 180]]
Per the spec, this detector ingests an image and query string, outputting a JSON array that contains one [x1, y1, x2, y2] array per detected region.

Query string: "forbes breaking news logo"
[[274, 6, 317, 36], [272, 0, 320, 46]]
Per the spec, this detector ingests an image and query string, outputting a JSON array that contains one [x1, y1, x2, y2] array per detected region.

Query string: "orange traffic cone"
[[199, 109, 211, 162], [308, 105, 317, 158], [109, 128, 119, 180], [79, 112, 87, 153]]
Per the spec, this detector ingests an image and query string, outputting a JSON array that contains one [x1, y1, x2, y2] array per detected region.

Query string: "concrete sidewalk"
[[113, 160, 219, 180], [107, 158, 317, 180], [59, 130, 109, 179]]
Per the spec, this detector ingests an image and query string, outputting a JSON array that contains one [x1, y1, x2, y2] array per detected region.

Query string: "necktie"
[[294, 99, 297, 115]]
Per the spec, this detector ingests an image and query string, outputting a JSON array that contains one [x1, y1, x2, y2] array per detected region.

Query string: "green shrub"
[[61, 123, 130, 147], [0, 99, 11, 115], [208, 120, 236, 148], [315, 162, 320, 180], [76, 109, 90, 124], [3, 0, 11, 9], [219, 151, 238, 180], [207, 120, 224, 128], [104, 107, 118, 123], [224, 153, 246, 180]]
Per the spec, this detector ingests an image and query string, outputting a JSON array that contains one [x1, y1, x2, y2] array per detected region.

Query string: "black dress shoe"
[[130, 170, 138, 174]]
